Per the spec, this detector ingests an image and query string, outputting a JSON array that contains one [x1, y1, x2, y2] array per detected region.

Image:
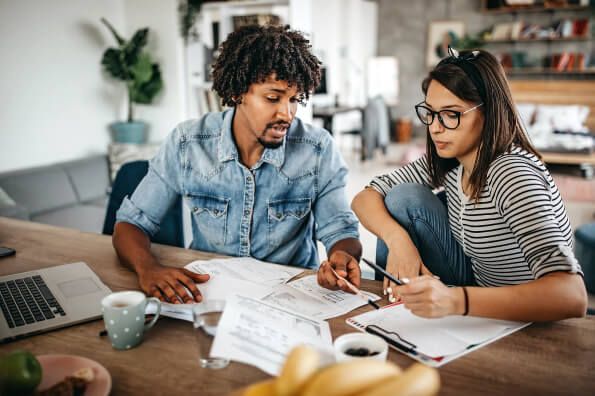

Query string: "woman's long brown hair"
[[422, 50, 540, 202]]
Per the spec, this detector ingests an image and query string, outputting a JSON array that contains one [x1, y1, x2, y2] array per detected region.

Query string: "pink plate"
[[36, 354, 111, 396]]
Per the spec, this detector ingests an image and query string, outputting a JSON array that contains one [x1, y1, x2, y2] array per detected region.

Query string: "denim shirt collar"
[[218, 108, 286, 169]]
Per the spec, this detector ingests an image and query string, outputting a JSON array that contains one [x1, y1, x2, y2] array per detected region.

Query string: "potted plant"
[[100, 18, 163, 144]]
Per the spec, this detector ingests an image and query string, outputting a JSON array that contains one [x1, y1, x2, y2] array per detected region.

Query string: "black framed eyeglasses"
[[414, 102, 483, 130]]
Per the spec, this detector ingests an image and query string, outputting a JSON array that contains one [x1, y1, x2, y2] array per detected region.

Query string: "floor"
[[329, 136, 595, 308]]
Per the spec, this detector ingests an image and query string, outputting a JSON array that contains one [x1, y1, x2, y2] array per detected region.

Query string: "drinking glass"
[[192, 299, 230, 369]]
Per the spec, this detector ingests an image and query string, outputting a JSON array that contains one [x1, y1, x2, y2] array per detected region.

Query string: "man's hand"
[[137, 264, 210, 304], [317, 250, 361, 293]]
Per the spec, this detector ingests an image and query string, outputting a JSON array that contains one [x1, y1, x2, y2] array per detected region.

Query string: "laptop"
[[0, 262, 112, 343]]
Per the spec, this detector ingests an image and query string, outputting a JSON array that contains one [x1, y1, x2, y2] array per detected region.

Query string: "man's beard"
[[257, 137, 284, 149], [257, 121, 290, 149]]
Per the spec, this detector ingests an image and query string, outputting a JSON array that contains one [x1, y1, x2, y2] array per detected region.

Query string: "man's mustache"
[[266, 121, 290, 129]]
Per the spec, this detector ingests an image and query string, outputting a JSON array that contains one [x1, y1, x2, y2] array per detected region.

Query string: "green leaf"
[[124, 28, 148, 65], [101, 18, 125, 46], [101, 48, 129, 80], [131, 53, 153, 84], [130, 64, 163, 104]]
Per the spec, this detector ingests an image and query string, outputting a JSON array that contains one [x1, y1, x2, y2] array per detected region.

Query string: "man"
[[113, 24, 362, 304]]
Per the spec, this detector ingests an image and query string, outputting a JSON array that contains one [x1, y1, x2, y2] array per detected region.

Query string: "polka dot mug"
[[101, 291, 161, 350]]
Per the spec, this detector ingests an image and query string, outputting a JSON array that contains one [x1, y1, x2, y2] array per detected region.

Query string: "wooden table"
[[0, 217, 593, 395]]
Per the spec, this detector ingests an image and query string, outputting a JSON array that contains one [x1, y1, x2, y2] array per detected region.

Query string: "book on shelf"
[[232, 14, 281, 31], [566, 53, 576, 70], [573, 18, 589, 37]]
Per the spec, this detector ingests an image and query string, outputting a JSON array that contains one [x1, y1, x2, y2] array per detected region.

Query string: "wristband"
[[462, 286, 469, 316]]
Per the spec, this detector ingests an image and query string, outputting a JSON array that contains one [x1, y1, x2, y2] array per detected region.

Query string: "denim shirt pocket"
[[186, 193, 229, 247], [267, 197, 311, 248]]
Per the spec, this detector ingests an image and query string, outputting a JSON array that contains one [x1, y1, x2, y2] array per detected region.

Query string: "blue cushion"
[[575, 223, 595, 294]]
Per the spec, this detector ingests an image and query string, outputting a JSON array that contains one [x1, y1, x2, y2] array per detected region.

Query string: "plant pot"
[[109, 121, 147, 144]]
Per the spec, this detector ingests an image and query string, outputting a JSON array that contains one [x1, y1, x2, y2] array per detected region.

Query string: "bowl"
[[333, 332, 388, 362]]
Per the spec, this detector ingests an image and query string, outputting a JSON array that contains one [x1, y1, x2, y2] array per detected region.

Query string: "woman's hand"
[[384, 234, 429, 291], [394, 275, 464, 318], [138, 264, 210, 304]]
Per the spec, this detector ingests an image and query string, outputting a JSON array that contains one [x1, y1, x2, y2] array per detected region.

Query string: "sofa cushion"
[[32, 204, 106, 233], [0, 166, 77, 215], [63, 155, 110, 202]]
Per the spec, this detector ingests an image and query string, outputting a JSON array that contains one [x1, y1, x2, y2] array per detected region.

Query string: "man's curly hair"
[[211, 24, 322, 107]]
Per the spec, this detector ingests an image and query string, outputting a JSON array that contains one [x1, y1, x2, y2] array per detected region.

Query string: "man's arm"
[[112, 126, 209, 303], [312, 136, 362, 292], [113, 222, 209, 303]]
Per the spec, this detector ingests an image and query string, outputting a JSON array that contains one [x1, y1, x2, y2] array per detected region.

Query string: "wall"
[[311, 0, 378, 107], [377, 0, 592, 124], [0, 0, 183, 173]]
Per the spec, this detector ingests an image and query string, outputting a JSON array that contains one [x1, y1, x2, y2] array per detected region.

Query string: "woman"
[[352, 48, 587, 322]]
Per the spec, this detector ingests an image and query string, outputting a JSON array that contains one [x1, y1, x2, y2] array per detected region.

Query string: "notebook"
[[346, 302, 530, 367], [0, 262, 111, 343]]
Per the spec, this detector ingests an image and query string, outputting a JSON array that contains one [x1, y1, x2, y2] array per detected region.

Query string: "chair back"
[[102, 161, 184, 247]]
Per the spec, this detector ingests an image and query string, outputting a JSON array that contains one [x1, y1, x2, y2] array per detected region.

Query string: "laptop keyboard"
[[0, 275, 66, 328]]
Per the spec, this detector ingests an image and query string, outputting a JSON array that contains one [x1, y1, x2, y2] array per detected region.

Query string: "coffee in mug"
[[101, 291, 161, 350]]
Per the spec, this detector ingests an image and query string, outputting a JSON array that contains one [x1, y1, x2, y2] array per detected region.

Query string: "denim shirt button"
[[275, 213, 282, 219], [193, 207, 198, 212]]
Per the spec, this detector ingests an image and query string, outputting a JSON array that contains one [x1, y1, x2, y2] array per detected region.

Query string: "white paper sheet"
[[210, 294, 334, 375], [185, 257, 304, 287], [347, 303, 530, 361], [261, 275, 380, 320], [147, 275, 275, 322]]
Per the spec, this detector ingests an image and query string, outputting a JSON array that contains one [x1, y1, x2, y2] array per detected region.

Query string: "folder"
[[346, 302, 530, 367]]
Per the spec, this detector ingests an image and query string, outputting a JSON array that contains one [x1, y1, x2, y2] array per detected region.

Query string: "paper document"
[[210, 294, 333, 375], [347, 303, 530, 366], [185, 257, 303, 287], [262, 275, 380, 320], [147, 275, 274, 321]]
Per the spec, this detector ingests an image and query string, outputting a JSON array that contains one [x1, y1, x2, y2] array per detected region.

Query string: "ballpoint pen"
[[328, 266, 380, 310], [361, 258, 408, 286]]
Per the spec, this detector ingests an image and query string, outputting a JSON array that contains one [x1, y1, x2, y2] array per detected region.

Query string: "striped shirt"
[[369, 147, 582, 286]]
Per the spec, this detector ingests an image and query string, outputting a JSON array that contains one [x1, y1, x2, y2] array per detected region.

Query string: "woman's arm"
[[396, 271, 587, 321], [352, 188, 429, 287], [351, 188, 405, 244]]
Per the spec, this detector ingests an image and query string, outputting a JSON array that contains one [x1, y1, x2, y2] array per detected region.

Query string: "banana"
[[300, 359, 401, 396], [358, 363, 440, 396], [243, 379, 277, 396], [276, 345, 320, 396]]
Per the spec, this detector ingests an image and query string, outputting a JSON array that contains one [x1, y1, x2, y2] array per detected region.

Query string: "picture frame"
[[426, 20, 465, 67]]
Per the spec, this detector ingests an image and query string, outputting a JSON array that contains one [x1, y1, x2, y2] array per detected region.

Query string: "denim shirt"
[[116, 109, 359, 269]]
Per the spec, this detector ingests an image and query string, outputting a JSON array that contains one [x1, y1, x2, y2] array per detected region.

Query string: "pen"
[[366, 325, 416, 354], [361, 258, 408, 286], [328, 265, 380, 310]]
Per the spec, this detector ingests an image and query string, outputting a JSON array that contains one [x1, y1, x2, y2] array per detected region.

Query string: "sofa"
[[0, 155, 110, 233]]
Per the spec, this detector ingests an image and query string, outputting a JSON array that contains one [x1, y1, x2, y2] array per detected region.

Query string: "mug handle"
[[144, 297, 161, 331]]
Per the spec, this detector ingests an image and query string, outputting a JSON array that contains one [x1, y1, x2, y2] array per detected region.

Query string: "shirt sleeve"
[[115, 126, 185, 237], [491, 157, 582, 279], [368, 155, 434, 197], [313, 136, 360, 253]]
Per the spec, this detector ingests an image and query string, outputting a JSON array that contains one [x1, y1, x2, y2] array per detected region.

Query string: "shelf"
[[481, 5, 592, 14], [201, 0, 289, 10], [483, 36, 590, 44], [506, 67, 595, 75]]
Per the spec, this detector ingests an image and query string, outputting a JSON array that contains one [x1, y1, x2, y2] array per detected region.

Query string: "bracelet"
[[462, 286, 469, 316]]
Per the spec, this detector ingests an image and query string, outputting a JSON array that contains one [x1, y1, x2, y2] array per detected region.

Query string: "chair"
[[102, 161, 184, 247], [361, 95, 390, 161]]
